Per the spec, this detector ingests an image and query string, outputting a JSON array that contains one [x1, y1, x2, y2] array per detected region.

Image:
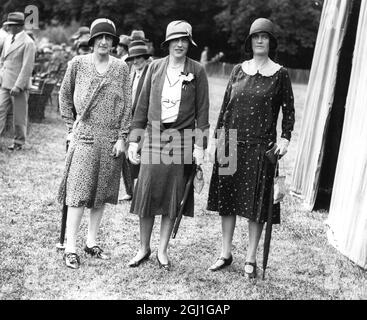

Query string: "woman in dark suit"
[[119, 30, 151, 201], [127, 20, 210, 270], [207, 18, 295, 278]]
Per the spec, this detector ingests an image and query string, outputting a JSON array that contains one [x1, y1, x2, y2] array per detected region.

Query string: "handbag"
[[193, 165, 204, 194], [265, 142, 287, 204], [273, 159, 287, 204]]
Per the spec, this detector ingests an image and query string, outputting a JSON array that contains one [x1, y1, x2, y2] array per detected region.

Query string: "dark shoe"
[[208, 255, 233, 271], [8, 143, 22, 151], [156, 252, 171, 271], [244, 262, 257, 279], [84, 245, 110, 260], [64, 252, 80, 269], [127, 249, 151, 267]]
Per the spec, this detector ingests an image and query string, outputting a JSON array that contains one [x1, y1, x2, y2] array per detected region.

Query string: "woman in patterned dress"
[[58, 18, 132, 269], [207, 18, 295, 278], [127, 20, 210, 270]]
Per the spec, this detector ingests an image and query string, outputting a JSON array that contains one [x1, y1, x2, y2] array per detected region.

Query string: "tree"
[[214, 0, 323, 68]]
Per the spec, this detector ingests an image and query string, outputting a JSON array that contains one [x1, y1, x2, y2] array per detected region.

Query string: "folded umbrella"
[[262, 153, 280, 280], [172, 164, 198, 239], [56, 141, 70, 250]]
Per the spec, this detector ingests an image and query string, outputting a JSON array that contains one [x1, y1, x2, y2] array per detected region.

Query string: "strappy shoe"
[[64, 252, 80, 269], [84, 245, 110, 260], [208, 255, 233, 272], [156, 252, 171, 271], [127, 249, 151, 267], [244, 262, 257, 279]]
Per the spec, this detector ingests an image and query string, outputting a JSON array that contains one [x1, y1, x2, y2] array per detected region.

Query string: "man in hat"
[[0, 12, 36, 150], [116, 34, 130, 62], [119, 30, 151, 201]]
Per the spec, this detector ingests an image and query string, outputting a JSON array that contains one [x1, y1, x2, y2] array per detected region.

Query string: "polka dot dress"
[[207, 63, 295, 224]]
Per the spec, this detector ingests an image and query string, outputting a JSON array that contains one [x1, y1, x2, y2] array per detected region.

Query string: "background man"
[[0, 12, 36, 151]]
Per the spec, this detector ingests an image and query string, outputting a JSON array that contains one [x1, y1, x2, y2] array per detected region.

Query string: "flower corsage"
[[180, 72, 195, 90]]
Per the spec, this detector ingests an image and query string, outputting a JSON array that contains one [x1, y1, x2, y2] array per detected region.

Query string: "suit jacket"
[[130, 63, 149, 116], [0, 31, 36, 90], [129, 56, 210, 148]]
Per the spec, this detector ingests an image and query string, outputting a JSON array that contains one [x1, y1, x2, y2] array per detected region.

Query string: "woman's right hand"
[[128, 142, 140, 165], [206, 138, 218, 164]]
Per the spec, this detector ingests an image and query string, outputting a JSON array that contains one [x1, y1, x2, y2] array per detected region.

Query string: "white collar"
[[241, 58, 282, 77]]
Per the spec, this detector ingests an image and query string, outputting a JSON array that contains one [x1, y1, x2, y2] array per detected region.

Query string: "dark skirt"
[[207, 143, 280, 224], [130, 125, 195, 219]]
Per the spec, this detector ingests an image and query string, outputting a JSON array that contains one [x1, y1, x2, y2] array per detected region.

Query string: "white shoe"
[[119, 194, 132, 201]]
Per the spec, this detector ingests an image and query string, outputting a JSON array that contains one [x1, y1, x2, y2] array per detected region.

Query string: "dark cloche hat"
[[88, 18, 119, 47], [244, 18, 278, 53]]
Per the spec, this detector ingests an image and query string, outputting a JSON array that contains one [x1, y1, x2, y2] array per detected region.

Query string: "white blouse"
[[161, 65, 184, 123]]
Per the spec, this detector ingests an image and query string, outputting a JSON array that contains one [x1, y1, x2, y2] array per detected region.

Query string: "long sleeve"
[[59, 59, 77, 134], [194, 65, 210, 149], [119, 63, 132, 140], [14, 41, 36, 90], [214, 64, 239, 138], [280, 68, 295, 141]]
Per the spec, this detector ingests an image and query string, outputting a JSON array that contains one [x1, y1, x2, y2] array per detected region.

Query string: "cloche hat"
[[161, 20, 197, 48], [88, 18, 119, 47], [244, 18, 277, 53]]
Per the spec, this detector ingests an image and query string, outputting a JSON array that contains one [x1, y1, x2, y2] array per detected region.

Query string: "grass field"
[[0, 77, 366, 300]]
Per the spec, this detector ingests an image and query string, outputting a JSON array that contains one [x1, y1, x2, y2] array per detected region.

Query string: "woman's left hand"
[[112, 139, 125, 158], [275, 138, 290, 156]]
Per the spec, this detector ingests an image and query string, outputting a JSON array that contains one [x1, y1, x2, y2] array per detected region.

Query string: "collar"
[[135, 68, 144, 77], [241, 58, 282, 77], [10, 30, 25, 41]]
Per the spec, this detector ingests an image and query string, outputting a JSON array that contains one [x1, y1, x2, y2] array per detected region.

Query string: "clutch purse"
[[193, 165, 204, 194], [265, 142, 278, 164]]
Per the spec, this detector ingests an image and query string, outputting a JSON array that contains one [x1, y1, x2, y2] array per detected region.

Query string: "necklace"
[[166, 72, 181, 87], [254, 58, 268, 72], [168, 63, 184, 69]]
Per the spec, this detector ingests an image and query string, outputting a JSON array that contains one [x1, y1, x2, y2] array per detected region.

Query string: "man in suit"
[[119, 30, 151, 201], [0, 12, 36, 151]]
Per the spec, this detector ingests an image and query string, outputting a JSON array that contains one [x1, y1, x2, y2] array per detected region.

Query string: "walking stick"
[[56, 140, 69, 250]]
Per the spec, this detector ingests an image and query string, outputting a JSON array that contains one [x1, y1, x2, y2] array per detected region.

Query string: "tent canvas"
[[291, 0, 367, 269]]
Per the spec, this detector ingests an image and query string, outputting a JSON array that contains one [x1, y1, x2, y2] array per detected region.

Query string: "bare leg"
[[65, 206, 84, 253], [220, 215, 236, 258], [128, 216, 154, 263], [157, 215, 175, 264], [86, 205, 105, 248], [209, 215, 236, 270], [246, 220, 264, 263]]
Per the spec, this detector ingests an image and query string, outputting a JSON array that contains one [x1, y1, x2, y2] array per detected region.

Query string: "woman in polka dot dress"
[[207, 18, 295, 278]]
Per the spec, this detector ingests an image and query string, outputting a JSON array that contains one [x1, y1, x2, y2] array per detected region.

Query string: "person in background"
[[116, 35, 130, 62], [0, 24, 9, 54], [127, 20, 209, 270], [200, 46, 209, 66], [0, 12, 36, 151], [207, 18, 295, 278], [119, 30, 151, 201], [58, 18, 132, 269]]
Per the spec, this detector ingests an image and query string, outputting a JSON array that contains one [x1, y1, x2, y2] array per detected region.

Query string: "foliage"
[[214, 0, 324, 67], [0, 0, 323, 67]]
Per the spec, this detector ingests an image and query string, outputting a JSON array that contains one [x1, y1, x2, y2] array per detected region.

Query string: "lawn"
[[0, 76, 366, 300]]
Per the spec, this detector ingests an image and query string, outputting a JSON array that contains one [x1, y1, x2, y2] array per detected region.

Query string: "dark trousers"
[[121, 153, 133, 196]]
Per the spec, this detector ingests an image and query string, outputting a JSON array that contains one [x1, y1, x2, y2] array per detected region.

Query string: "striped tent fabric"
[[290, 0, 352, 210], [326, 0, 367, 269]]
